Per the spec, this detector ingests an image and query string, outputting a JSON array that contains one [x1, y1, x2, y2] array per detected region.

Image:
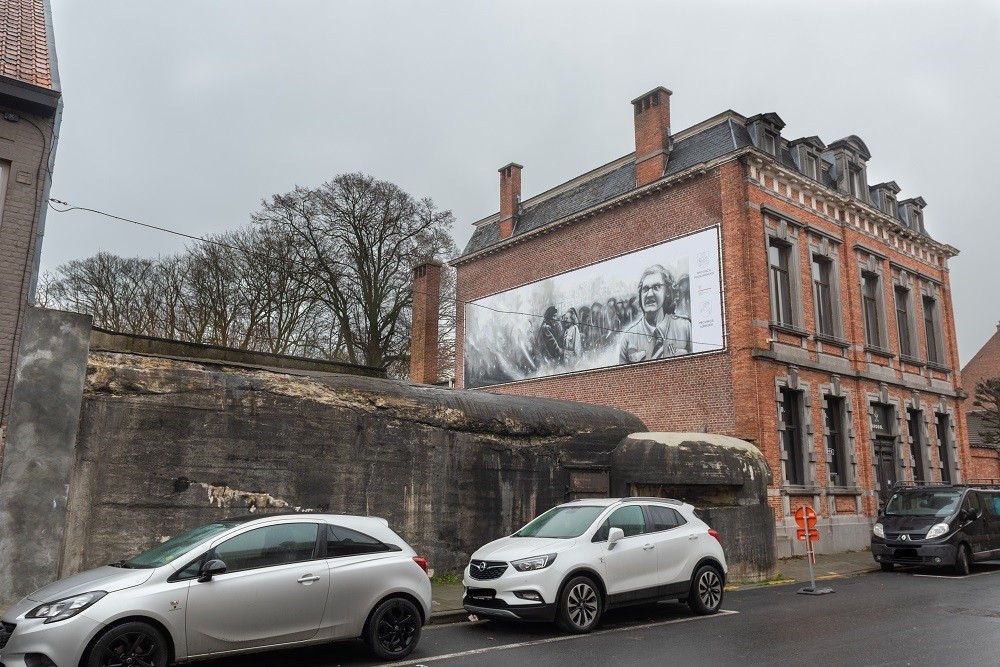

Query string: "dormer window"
[[748, 113, 787, 158], [789, 136, 826, 183], [763, 131, 778, 155], [803, 154, 818, 179], [848, 166, 864, 198]]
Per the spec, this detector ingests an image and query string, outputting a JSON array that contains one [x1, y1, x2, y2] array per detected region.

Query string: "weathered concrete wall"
[[0, 307, 92, 606], [610, 433, 777, 581], [89, 327, 386, 378], [61, 352, 646, 578]]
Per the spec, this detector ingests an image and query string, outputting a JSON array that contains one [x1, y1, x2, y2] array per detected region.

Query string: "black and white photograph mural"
[[464, 227, 725, 389]]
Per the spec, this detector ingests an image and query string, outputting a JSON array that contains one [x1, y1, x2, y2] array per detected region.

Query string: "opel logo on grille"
[[473, 561, 487, 573], [900, 534, 909, 541]]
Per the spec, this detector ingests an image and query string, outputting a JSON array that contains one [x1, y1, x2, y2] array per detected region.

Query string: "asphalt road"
[[203, 565, 1000, 667]]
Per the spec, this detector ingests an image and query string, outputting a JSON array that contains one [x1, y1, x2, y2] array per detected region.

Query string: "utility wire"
[[45, 199, 719, 347]]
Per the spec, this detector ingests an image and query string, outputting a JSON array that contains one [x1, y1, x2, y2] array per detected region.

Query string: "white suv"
[[463, 497, 727, 633]]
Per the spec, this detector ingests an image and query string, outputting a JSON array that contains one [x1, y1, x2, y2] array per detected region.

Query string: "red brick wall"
[[456, 154, 967, 526], [457, 166, 736, 433], [0, 108, 56, 459], [968, 447, 1000, 482]]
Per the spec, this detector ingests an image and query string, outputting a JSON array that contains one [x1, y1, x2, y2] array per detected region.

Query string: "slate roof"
[[0, 0, 55, 89], [460, 111, 939, 258], [461, 117, 752, 257]]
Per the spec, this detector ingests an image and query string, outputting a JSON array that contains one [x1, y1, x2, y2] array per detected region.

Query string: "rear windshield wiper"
[[109, 559, 132, 568]]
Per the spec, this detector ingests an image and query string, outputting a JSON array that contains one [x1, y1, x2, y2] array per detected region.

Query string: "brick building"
[[0, 0, 62, 460], [446, 86, 968, 555], [962, 324, 1000, 480]]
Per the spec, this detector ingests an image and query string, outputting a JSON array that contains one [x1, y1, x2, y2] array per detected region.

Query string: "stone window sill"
[[864, 345, 895, 359]]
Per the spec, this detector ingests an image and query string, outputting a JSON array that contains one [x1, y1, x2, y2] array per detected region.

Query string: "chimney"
[[498, 163, 522, 240], [632, 86, 672, 187], [409, 260, 443, 384]]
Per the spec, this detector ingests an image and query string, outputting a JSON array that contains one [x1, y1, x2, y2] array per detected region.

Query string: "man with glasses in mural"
[[661, 272, 692, 356], [620, 264, 673, 364]]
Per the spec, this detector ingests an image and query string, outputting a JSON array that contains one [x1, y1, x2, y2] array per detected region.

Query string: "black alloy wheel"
[[556, 576, 602, 633], [365, 597, 422, 660], [87, 621, 168, 667], [688, 564, 724, 615], [955, 544, 971, 576]]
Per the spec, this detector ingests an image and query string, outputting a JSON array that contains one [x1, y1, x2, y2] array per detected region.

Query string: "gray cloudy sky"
[[43, 0, 999, 364]]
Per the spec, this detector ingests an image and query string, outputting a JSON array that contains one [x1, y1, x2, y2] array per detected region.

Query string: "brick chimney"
[[498, 163, 522, 240], [409, 260, 443, 384], [632, 86, 672, 187]]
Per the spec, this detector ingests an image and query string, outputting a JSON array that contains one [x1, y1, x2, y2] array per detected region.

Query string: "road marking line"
[[404, 610, 738, 665], [913, 571, 998, 579]]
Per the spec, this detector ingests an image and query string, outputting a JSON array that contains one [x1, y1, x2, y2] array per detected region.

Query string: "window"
[[862, 273, 882, 347], [779, 388, 806, 486], [803, 154, 818, 180], [848, 166, 864, 198], [769, 241, 794, 326], [812, 256, 835, 336], [595, 505, 647, 540], [894, 287, 914, 358], [763, 131, 777, 155], [325, 525, 393, 557], [825, 396, 849, 487], [645, 505, 686, 532], [936, 413, 952, 484], [923, 296, 942, 364], [907, 410, 926, 482], [213, 523, 320, 572]]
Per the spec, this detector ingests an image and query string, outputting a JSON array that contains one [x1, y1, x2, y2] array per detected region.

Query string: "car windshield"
[[123, 521, 244, 568], [884, 490, 962, 517], [514, 506, 606, 538]]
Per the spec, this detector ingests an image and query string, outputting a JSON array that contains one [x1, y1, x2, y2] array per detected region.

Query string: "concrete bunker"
[[611, 433, 777, 581]]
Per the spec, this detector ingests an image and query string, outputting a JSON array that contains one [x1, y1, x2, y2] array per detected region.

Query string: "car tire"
[[556, 576, 602, 634], [687, 564, 724, 615], [880, 562, 895, 572], [364, 596, 422, 660], [954, 544, 971, 576], [86, 621, 168, 667]]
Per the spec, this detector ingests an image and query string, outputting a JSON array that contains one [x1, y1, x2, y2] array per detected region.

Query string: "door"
[[644, 505, 699, 592], [185, 522, 329, 656], [984, 493, 1000, 558], [598, 505, 658, 600], [961, 492, 990, 560], [874, 439, 897, 508]]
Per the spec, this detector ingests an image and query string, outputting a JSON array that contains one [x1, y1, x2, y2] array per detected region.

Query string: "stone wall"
[[60, 352, 646, 580]]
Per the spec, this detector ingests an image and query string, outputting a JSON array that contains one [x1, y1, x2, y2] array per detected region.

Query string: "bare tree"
[[254, 173, 456, 372], [974, 378, 1000, 448]]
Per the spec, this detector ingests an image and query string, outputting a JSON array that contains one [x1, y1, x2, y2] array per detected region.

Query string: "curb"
[[429, 610, 471, 625]]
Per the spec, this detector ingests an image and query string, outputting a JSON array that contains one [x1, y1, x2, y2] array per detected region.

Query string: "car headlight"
[[925, 523, 950, 540], [511, 554, 557, 572], [27, 591, 106, 623], [873, 523, 885, 539]]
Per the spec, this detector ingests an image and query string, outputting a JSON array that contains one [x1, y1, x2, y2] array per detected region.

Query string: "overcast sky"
[[43, 0, 999, 364]]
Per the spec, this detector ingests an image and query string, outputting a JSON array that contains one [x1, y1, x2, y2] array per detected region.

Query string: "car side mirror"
[[198, 558, 227, 583], [964, 508, 981, 521], [607, 527, 624, 550]]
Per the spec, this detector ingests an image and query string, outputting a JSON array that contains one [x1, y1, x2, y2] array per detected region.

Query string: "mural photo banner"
[[464, 226, 725, 389]]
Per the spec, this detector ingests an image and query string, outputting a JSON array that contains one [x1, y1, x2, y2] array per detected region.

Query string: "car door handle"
[[643, 544, 654, 551], [297, 574, 321, 584], [689, 534, 700, 540]]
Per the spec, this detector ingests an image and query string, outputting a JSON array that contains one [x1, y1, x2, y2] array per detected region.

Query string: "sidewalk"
[[428, 550, 879, 625]]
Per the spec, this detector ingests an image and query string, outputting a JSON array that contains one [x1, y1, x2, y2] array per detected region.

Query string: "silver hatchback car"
[[0, 513, 431, 666]]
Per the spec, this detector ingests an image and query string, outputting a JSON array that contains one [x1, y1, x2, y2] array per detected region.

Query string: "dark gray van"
[[871, 483, 1000, 575]]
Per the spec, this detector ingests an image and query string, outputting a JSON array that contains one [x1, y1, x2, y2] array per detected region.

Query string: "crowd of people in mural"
[[464, 263, 693, 388]]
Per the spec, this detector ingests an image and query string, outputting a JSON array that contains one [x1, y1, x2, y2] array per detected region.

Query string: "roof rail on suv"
[[623, 496, 683, 505]]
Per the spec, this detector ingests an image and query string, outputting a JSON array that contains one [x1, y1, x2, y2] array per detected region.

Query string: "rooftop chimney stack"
[[409, 260, 443, 384], [498, 163, 522, 240], [632, 86, 672, 187]]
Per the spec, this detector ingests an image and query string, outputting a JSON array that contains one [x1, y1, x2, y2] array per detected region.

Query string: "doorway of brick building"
[[874, 439, 897, 507]]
